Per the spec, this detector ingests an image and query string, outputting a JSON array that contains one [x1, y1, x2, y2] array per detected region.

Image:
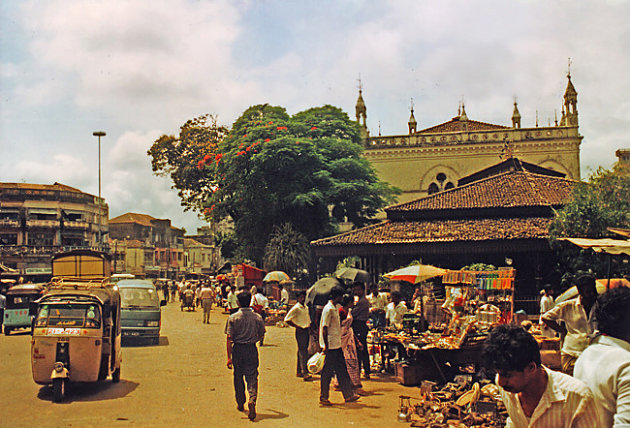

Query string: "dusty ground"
[[1, 301, 422, 427]]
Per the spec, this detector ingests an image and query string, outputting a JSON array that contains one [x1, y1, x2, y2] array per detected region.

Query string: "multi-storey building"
[[0, 182, 108, 276], [109, 212, 185, 278]]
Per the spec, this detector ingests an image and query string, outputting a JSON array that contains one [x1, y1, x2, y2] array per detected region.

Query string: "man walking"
[[226, 286, 239, 314], [284, 290, 312, 381], [542, 274, 597, 375], [199, 282, 213, 324], [319, 286, 360, 406], [225, 291, 265, 421], [352, 282, 371, 380]]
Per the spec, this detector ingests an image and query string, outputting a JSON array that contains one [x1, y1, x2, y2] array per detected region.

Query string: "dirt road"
[[1, 301, 417, 427]]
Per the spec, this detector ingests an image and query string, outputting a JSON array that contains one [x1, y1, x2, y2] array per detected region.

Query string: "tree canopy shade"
[[548, 162, 630, 282], [148, 104, 400, 263], [549, 162, 630, 239]]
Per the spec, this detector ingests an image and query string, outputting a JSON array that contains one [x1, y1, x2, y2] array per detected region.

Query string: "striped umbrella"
[[263, 271, 291, 282]]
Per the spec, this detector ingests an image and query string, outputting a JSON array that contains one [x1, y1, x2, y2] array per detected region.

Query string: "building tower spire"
[[355, 76, 369, 140], [408, 98, 417, 134], [560, 59, 578, 126], [511, 99, 521, 128]]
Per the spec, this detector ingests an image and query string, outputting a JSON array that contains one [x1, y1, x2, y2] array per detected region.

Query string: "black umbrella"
[[306, 277, 343, 307], [334, 267, 370, 283]]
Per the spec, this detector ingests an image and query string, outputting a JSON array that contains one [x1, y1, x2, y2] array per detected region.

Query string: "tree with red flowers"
[[149, 104, 399, 263]]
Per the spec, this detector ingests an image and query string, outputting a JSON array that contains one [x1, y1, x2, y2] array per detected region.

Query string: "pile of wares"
[[397, 379, 507, 427]]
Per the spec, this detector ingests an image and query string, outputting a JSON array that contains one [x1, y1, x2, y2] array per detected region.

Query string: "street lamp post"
[[93, 131, 106, 249]]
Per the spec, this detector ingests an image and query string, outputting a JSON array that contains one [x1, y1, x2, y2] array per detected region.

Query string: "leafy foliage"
[[263, 223, 310, 277], [149, 104, 399, 264], [549, 163, 630, 238], [147, 114, 227, 211], [549, 162, 630, 280]]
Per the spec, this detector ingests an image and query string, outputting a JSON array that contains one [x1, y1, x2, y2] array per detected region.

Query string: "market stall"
[[370, 268, 516, 385]]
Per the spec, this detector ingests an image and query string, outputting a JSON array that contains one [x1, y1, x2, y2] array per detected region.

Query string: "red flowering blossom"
[[197, 160, 204, 169], [310, 126, 317, 130], [239, 143, 244, 149], [243, 134, 247, 137], [264, 138, 270, 142], [203, 154, 212, 162], [268, 121, 273, 124], [215, 153, 223, 161], [246, 146, 251, 151], [276, 126, 287, 131], [295, 141, 300, 145]]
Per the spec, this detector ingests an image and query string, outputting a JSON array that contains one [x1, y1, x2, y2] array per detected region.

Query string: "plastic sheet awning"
[[559, 237, 630, 256]]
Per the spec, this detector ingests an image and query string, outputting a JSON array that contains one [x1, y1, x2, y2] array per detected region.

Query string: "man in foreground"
[[542, 274, 597, 375], [284, 290, 312, 381], [225, 291, 265, 421], [574, 287, 630, 427], [483, 324, 599, 427], [319, 286, 360, 406]]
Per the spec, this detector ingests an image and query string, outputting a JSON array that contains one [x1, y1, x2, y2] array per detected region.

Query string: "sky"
[[2, 0, 630, 233]]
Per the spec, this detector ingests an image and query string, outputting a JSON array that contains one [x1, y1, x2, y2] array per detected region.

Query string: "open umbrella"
[[263, 271, 291, 282], [335, 267, 370, 283], [383, 264, 446, 284], [306, 277, 343, 307], [555, 278, 630, 304]]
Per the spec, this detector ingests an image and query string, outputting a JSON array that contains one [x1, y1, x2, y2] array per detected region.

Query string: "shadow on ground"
[[37, 379, 139, 403]]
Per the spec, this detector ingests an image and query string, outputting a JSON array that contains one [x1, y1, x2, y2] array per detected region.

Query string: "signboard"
[[26, 267, 52, 274]]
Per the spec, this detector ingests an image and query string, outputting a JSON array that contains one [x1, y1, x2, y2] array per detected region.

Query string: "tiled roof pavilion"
[[311, 159, 576, 257]]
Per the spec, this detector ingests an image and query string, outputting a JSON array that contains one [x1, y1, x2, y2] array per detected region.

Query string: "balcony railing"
[[26, 219, 59, 228], [0, 219, 19, 227]]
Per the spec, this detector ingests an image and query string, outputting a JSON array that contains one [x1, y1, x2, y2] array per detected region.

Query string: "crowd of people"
[[158, 274, 629, 427], [485, 274, 630, 427]]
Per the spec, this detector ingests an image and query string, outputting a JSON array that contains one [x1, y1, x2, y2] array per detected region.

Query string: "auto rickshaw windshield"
[[35, 304, 102, 328]]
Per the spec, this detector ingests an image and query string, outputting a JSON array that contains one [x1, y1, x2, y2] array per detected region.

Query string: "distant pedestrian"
[[227, 286, 239, 314], [162, 281, 170, 303], [279, 283, 290, 307], [284, 290, 312, 381], [351, 282, 371, 380], [339, 294, 365, 395], [539, 285, 555, 338], [199, 282, 213, 324], [225, 291, 265, 421], [319, 286, 360, 406], [0, 289, 6, 334]]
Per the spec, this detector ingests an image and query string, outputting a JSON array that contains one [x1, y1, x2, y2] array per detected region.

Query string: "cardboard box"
[[395, 363, 421, 386]]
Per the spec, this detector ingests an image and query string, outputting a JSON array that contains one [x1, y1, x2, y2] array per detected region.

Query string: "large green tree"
[[149, 104, 399, 263], [549, 162, 630, 281]]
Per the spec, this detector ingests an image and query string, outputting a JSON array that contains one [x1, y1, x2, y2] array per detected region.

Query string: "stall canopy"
[[559, 237, 630, 256], [384, 264, 446, 284]]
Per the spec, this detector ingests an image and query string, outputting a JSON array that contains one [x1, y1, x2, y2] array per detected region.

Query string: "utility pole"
[[92, 131, 106, 249]]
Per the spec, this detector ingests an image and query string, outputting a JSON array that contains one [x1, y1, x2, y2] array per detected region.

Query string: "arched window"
[[427, 173, 455, 195]]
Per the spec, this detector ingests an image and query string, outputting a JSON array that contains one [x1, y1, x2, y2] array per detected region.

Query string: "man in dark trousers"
[[352, 282, 371, 380], [319, 286, 360, 406], [225, 290, 265, 421]]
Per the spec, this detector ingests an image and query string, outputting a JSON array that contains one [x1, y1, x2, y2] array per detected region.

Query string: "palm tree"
[[263, 223, 310, 277]]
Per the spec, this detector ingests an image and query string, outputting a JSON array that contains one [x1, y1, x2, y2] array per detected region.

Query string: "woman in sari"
[[339, 294, 366, 395]]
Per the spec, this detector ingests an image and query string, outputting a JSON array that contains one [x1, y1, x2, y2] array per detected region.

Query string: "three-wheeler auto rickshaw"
[[4, 283, 47, 335], [30, 277, 122, 402]]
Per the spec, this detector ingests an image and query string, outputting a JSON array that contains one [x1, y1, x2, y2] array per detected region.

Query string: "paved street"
[[1, 301, 416, 427]]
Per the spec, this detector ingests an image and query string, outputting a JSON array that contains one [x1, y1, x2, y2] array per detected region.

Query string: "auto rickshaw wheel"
[[112, 367, 121, 383], [4, 327, 10, 336], [52, 378, 66, 402]]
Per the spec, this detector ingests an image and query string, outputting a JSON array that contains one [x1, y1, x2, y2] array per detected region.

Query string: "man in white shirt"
[[483, 324, 599, 428], [385, 291, 408, 329], [226, 286, 239, 314], [367, 284, 387, 328], [319, 287, 360, 406], [199, 282, 214, 324], [542, 274, 597, 375], [284, 291, 312, 381], [539, 286, 555, 338], [280, 284, 290, 307], [574, 287, 630, 428]]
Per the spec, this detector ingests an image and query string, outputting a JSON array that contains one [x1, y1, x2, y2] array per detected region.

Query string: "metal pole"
[[93, 131, 106, 249]]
